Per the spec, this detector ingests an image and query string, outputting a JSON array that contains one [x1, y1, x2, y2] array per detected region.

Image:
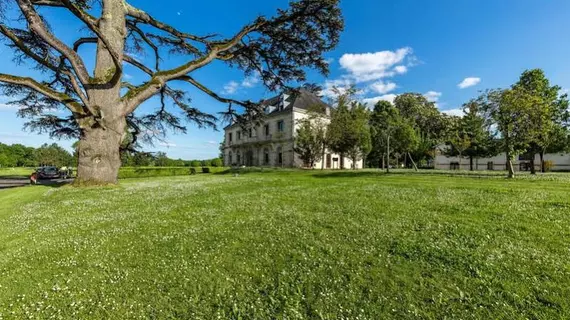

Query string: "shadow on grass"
[[0, 178, 73, 190]]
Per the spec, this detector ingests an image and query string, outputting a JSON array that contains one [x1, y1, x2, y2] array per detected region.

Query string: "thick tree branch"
[[17, 0, 91, 84], [124, 3, 212, 46], [0, 24, 89, 105], [0, 73, 84, 114], [122, 20, 265, 114], [59, 0, 123, 83]]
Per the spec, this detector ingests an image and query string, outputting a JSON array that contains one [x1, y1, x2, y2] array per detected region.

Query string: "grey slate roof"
[[224, 89, 329, 130]]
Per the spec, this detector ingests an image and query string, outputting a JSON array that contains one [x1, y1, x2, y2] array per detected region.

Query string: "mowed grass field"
[[1, 170, 569, 319]]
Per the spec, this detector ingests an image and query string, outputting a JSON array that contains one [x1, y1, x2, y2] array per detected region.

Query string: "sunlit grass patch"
[[1, 172, 570, 319]]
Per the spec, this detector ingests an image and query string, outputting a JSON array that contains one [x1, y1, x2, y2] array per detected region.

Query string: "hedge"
[[118, 167, 228, 179]]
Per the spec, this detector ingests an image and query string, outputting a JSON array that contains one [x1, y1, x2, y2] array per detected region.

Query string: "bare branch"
[[16, 0, 91, 84], [0, 24, 89, 105], [123, 19, 265, 114], [0, 73, 84, 114]]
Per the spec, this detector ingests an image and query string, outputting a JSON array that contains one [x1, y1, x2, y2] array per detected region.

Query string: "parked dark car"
[[37, 166, 61, 179]]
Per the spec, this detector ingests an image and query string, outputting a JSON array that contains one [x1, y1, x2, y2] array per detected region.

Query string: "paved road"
[[0, 177, 74, 189]]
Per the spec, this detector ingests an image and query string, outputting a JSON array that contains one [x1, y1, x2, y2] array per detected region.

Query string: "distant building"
[[435, 146, 570, 171], [223, 89, 363, 169]]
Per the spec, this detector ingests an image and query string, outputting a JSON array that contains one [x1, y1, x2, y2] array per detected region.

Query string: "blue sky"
[[1, 0, 570, 159]]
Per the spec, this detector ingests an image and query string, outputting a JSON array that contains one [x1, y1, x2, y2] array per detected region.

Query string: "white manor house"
[[223, 89, 363, 169]]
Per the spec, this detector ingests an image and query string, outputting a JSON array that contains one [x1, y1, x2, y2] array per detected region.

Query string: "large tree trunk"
[[469, 156, 474, 171], [540, 151, 545, 173], [76, 120, 125, 184], [75, 0, 127, 185], [530, 153, 536, 175]]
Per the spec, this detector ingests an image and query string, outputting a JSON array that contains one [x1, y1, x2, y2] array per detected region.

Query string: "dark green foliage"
[[190, 160, 202, 167], [211, 158, 223, 167], [118, 166, 226, 179], [0, 142, 73, 167], [294, 108, 327, 168], [327, 92, 371, 168]]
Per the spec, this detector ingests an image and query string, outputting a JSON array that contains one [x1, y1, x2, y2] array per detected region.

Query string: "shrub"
[[202, 167, 210, 174], [211, 158, 223, 167], [190, 168, 197, 175], [544, 160, 554, 172], [118, 167, 190, 179], [201, 159, 212, 167], [190, 160, 201, 167]]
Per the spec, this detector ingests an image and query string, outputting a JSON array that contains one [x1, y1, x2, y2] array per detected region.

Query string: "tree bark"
[[530, 153, 536, 175], [540, 151, 545, 173], [458, 153, 462, 170], [408, 152, 418, 171], [506, 152, 515, 178], [386, 135, 390, 173], [76, 119, 125, 185], [469, 156, 474, 171]]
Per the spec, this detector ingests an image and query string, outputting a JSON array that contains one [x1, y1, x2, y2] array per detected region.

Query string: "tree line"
[[0, 142, 222, 168], [294, 69, 569, 178]]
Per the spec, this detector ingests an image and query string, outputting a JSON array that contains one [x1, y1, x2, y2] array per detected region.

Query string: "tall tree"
[[393, 93, 447, 164], [346, 103, 371, 168], [479, 88, 539, 178], [369, 100, 417, 172], [513, 69, 569, 173], [444, 101, 496, 171], [0, 0, 343, 184], [327, 93, 371, 169], [446, 116, 470, 170], [294, 109, 327, 168]]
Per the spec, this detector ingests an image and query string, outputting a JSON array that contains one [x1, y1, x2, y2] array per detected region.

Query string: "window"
[[228, 151, 233, 165], [277, 120, 284, 132], [487, 161, 494, 171], [264, 149, 269, 164], [228, 132, 233, 142], [248, 128, 253, 138], [264, 124, 270, 136], [237, 131, 241, 140], [237, 151, 241, 164], [277, 147, 283, 165]]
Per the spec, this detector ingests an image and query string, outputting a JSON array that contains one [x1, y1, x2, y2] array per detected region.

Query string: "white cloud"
[[222, 81, 239, 94], [320, 78, 354, 99], [123, 73, 133, 80], [241, 73, 260, 88], [424, 91, 442, 103], [394, 65, 407, 74], [206, 140, 218, 145], [222, 72, 261, 94], [458, 77, 481, 89], [442, 108, 464, 117], [363, 94, 398, 107], [369, 81, 397, 94], [177, 11, 182, 16], [339, 47, 412, 83], [159, 142, 177, 148]]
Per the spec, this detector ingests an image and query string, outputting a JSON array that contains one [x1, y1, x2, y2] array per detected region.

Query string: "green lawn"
[[1, 171, 569, 319], [0, 167, 34, 178]]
